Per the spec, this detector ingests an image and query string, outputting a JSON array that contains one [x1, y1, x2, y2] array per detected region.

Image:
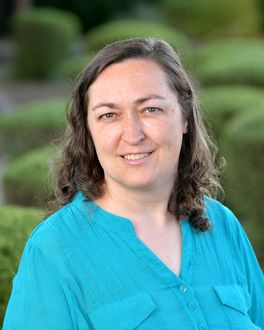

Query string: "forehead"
[[98, 58, 166, 76], [88, 58, 174, 97]]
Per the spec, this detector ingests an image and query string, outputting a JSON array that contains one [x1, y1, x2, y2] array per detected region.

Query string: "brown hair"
[[50, 37, 223, 231]]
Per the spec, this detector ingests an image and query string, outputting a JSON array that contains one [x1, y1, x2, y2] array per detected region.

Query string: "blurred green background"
[[0, 0, 264, 324]]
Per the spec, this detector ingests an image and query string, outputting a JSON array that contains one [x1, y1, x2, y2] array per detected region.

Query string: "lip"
[[120, 151, 154, 164], [120, 150, 154, 157]]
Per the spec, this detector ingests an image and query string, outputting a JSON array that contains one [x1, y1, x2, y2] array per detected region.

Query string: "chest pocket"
[[88, 292, 157, 330], [214, 284, 249, 314], [213, 285, 261, 329]]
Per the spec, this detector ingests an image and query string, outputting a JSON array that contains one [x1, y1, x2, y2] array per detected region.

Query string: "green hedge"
[[193, 40, 264, 86], [222, 109, 264, 262], [3, 146, 54, 208], [0, 205, 44, 325], [161, 0, 261, 38], [57, 53, 93, 80], [0, 98, 67, 157], [85, 19, 191, 63], [200, 86, 264, 140], [12, 7, 81, 79]]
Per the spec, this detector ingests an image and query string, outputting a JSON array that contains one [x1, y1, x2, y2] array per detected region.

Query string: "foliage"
[[222, 109, 264, 262], [12, 7, 81, 79], [57, 53, 93, 80], [33, 0, 161, 32], [84, 19, 191, 63], [200, 85, 264, 140], [3, 146, 55, 208], [161, 0, 261, 38], [0, 205, 44, 325], [0, 98, 67, 157], [193, 40, 264, 86]]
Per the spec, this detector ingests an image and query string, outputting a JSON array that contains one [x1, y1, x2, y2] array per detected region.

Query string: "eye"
[[145, 107, 162, 113], [99, 112, 116, 120]]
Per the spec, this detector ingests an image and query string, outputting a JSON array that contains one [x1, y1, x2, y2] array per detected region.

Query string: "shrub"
[[34, 0, 135, 31], [3, 146, 55, 208], [57, 53, 93, 80], [193, 40, 264, 86], [0, 98, 67, 157], [0, 205, 44, 325], [84, 19, 191, 63], [222, 109, 264, 263], [161, 0, 261, 38], [12, 7, 81, 79], [200, 86, 264, 140]]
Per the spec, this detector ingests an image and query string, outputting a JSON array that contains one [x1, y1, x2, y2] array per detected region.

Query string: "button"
[[179, 285, 188, 293], [198, 324, 206, 330], [188, 302, 197, 311]]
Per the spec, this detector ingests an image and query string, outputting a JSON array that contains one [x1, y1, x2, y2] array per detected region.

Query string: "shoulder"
[[25, 192, 95, 254], [204, 196, 239, 225], [201, 197, 256, 262], [203, 196, 243, 239], [13, 193, 99, 284]]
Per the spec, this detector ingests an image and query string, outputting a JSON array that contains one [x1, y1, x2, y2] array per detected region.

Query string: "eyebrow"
[[91, 94, 166, 112]]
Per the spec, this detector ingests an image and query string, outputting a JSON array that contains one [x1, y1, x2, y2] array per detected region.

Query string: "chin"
[[121, 178, 156, 190]]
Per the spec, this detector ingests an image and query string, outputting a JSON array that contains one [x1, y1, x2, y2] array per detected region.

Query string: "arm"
[[224, 206, 264, 329], [235, 222, 264, 328], [3, 235, 91, 330]]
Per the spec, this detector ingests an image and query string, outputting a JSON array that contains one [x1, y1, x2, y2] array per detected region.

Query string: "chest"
[[135, 221, 182, 276]]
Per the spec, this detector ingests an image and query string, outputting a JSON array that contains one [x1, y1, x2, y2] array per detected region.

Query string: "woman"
[[3, 38, 264, 329]]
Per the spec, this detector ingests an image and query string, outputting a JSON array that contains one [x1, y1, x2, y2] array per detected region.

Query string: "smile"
[[123, 153, 150, 160]]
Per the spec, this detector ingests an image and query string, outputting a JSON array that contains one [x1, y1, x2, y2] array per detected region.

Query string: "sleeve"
[[229, 209, 264, 329], [3, 237, 92, 330]]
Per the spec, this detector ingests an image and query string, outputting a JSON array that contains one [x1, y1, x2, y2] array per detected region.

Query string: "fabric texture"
[[3, 192, 264, 330]]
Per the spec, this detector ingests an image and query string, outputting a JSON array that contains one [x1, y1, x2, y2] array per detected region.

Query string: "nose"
[[121, 114, 145, 145]]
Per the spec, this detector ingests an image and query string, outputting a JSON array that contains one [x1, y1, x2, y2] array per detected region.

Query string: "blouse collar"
[[72, 191, 136, 235]]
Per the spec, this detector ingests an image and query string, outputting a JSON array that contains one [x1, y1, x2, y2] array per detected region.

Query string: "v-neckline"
[[130, 218, 193, 282], [86, 198, 194, 283]]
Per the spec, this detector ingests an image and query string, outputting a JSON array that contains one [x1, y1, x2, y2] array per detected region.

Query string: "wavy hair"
[[50, 37, 223, 231]]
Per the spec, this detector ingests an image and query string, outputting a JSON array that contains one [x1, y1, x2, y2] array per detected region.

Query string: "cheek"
[[161, 127, 185, 163], [90, 126, 118, 157], [153, 119, 183, 145]]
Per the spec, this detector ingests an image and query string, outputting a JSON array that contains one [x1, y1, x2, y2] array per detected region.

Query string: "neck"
[[95, 180, 175, 230]]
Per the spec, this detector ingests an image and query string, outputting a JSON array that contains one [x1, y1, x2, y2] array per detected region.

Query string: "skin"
[[87, 58, 187, 231], [87, 58, 188, 276]]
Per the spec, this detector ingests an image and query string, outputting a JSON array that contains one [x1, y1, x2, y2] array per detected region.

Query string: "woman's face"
[[87, 59, 188, 193]]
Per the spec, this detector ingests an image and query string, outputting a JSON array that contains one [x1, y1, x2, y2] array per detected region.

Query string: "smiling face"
[[87, 58, 188, 195]]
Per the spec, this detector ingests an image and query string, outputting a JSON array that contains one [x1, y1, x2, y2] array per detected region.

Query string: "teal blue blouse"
[[3, 192, 264, 330]]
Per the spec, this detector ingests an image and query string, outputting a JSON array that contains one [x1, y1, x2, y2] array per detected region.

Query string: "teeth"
[[124, 153, 149, 160]]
